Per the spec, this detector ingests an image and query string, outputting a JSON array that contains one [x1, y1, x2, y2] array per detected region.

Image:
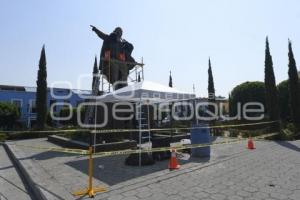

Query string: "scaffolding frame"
[[99, 57, 145, 94]]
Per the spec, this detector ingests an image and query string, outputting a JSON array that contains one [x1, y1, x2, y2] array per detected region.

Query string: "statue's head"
[[113, 27, 123, 39]]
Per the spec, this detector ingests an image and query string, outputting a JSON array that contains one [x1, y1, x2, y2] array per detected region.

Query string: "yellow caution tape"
[[92, 132, 278, 158], [91, 121, 279, 134], [11, 143, 88, 155], [1, 121, 279, 135], [2, 129, 88, 134], [4, 132, 278, 157]]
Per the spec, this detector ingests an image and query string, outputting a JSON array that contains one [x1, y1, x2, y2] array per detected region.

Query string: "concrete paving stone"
[[251, 191, 269, 199], [136, 191, 153, 198], [226, 195, 243, 200], [149, 192, 169, 200], [0, 145, 32, 200], [205, 188, 219, 194], [122, 190, 138, 197], [107, 194, 124, 200], [243, 186, 258, 193], [192, 191, 209, 198], [289, 189, 300, 200], [121, 196, 140, 200], [236, 190, 252, 197], [269, 192, 290, 200], [163, 188, 179, 195], [219, 188, 236, 196], [210, 193, 226, 200]]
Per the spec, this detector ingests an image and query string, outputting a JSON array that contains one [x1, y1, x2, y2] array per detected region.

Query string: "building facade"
[[0, 85, 90, 128]]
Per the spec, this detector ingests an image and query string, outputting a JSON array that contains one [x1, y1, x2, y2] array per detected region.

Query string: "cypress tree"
[[264, 37, 280, 122], [208, 58, 216, 121], [92, 56, 98, 87], [36, 45, 47, 130], [169, 71, 173, 87], [208, 58, 215, 100], [287, 40, 300, 130]]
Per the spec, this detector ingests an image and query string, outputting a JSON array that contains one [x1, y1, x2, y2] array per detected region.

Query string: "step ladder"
[[136, 103, 151, 145]]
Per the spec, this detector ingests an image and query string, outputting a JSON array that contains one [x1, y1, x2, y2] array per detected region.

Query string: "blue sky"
[[0, 0, 300, 97]]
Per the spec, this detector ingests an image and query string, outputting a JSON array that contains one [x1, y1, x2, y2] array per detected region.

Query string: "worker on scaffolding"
[[90, 25, 136, 90]]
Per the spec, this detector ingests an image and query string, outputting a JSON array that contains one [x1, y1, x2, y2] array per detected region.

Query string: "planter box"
[[48, 135, 136, 152]]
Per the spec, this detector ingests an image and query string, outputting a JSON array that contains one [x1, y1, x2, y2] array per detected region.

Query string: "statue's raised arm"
[[90, 25, 108, 40]]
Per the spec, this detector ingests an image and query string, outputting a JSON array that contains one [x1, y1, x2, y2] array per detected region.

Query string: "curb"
[[4, 142, 47, 200]]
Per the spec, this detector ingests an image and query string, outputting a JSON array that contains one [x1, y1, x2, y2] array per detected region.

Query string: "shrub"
[[268, 123, 298, 140], [59, 107, 85, 127], [229, 81, 266, 119], [0, 133, 8, 142], [0, 102, 20, 129]]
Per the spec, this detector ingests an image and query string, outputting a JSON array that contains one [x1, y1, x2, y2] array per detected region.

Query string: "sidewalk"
[[0, 145, 32, 200]]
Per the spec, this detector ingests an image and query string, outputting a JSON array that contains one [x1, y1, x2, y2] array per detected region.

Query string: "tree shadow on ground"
[[0, 165, 13, 170], [0, 175, 29, 194], [18, 151, 78, 161], [275, 141, 300, 152], [65, 153, 211, 186]]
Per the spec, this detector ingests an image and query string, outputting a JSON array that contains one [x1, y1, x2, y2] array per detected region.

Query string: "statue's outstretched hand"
[[90, 25, 96, 31], [90, 25, 107, 40]]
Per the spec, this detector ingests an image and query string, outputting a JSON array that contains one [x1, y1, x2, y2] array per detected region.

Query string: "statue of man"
[[90, 25, 136, 90]]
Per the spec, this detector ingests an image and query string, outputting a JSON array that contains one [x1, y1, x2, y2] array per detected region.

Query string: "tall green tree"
[[169, 70, 173, 87], [92, 56, 98, 87], [208, 58, 215, 100], [264, 37, 280, 122], [208, 58, 216, 122], [287, 40, 300, 130], [36, 45, 47, 130]]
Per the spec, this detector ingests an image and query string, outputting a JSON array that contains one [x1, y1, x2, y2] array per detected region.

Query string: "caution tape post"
[[72, 146, 107, 197]]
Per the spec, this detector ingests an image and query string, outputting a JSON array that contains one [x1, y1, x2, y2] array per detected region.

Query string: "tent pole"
[[93, 102, 97, 153], [139, 99, 142, 167], [170, 102, 174, 143], [141, 57, 144, 80], [135, 66, 138, 82], [147, 102, 150, 144]]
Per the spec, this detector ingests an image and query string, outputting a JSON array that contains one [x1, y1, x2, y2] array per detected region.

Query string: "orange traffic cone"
[[168, 148, 180, 170], [247, 137, 255, 150]]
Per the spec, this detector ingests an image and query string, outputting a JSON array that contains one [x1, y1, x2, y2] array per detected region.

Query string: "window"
[[29, 99, 36, 113], [11, 99, 22, 114]]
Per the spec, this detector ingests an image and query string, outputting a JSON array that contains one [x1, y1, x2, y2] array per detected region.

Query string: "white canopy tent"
[[95, 80, 195, 103], [94, 80, 195, 166]]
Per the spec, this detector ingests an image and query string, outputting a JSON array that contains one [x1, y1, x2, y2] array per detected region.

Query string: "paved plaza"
[[2, 138, 300, 200]]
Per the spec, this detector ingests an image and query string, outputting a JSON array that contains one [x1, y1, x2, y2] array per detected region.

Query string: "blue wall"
[[0, 87, 89, 127]]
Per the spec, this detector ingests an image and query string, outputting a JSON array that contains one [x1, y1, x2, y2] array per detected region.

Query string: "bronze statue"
[[90, 25, 136, 90]]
